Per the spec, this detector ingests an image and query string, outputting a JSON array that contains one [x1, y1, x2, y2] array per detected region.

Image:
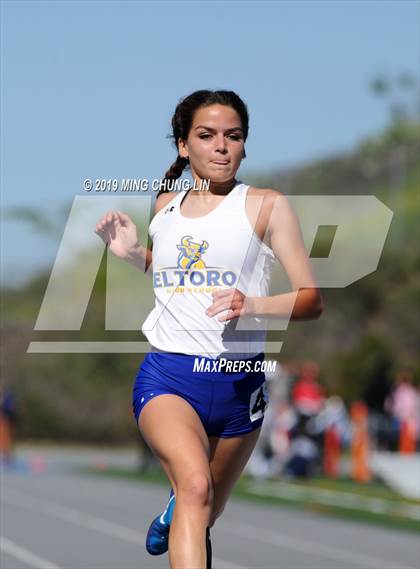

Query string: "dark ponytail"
[[158, 89, 249, 198], [163, 155, 189, 181]]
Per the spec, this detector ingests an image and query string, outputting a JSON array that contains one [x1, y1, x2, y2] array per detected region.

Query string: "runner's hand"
[[205, 288, 253, 322], [94, 210, 139, 259]]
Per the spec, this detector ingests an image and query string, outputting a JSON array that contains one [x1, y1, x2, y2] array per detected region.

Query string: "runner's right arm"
[[94, 192, 178, 275]]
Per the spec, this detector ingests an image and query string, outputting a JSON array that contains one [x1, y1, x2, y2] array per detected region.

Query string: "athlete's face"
[[178, 104, 245, 183]]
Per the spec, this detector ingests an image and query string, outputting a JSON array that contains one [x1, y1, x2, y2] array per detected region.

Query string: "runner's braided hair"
[[159, 90, 249, 197]]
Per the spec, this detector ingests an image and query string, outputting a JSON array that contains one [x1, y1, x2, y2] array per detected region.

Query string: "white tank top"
[[142, 181, 276, 359]]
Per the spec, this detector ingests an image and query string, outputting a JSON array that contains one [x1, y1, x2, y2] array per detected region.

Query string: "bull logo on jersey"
[[153, 235, 237, 290], [176, 235, 209, 270]]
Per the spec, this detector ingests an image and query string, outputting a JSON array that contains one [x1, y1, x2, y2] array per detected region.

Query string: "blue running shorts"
[[132, 350, 269, 438]]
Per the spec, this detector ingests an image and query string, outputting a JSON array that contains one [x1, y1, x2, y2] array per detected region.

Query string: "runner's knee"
[[177, 472, 213, 509]]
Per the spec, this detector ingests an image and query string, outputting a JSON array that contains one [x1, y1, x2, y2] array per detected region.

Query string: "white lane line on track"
[[0, 536, 61, 569], [217, 519, 411, 569], [3, 488, 245, 569]]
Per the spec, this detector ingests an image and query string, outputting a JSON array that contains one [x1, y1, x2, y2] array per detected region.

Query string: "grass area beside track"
[[81, 465, 420, 533]]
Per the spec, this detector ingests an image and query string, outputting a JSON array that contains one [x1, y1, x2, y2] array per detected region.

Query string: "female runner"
[[95, 90, 323, 569]]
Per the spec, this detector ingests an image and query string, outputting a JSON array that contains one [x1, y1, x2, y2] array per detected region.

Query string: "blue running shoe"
[[146, 489, 176, 555]]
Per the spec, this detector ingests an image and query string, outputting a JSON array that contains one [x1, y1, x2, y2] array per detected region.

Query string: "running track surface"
[[1, 447, 418, 569]]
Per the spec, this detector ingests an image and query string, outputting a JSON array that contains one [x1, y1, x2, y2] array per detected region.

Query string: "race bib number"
[[249, 382, 269, 422]]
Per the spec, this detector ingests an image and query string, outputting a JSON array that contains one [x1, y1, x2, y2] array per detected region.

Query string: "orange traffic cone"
[[0, 415, 12, 462], [399, 420, 416, 454], [350, 401, 371, 483], [324, 425, 341, 479]]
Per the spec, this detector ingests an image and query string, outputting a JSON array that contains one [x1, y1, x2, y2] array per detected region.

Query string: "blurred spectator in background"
[[362, 357, 394, 450], [291, 361, 325, 418], [316, 395, 352, 478], [315, 395, 352, 447], [385, 369, 420, 451], [283, 414, 320, 479], [0, 386, 19, 464], [284, 361, 327, 478]]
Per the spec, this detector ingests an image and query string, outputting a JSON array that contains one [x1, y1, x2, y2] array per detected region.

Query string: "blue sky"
[[1, 0, 419, 285]]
